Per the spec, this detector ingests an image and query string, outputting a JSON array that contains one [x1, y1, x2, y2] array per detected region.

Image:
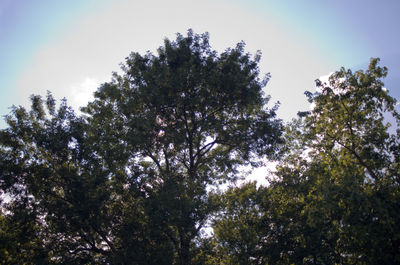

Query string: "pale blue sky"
[[1, 0, 399, 129]]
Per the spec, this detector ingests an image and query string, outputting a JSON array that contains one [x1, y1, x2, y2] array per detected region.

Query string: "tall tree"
[[0, 30, 283, 264], [82, 29, 282, 264]]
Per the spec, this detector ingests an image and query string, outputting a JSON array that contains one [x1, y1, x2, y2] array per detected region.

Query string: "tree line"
[[1, 30, 399, 264]]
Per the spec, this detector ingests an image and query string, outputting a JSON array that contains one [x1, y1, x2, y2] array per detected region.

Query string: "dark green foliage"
[[211, 58, 400, 264], [0, 200, 49, 264], [2, 30, 399, 264], [211, 182, 268, 264], [80, 29, 282, 264], [289, 58, 400, 264], [0, 30, 282, 264]]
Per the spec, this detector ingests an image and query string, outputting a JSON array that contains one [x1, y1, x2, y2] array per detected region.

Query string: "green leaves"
[[3, 30, 398, 264], [209, 58, 400, 264], [305, 58, 399, 183], [1, 30, 282, 264], [212, 183, 267, 264], [272, 58, 400, 264], [85, 30, 283, 262]]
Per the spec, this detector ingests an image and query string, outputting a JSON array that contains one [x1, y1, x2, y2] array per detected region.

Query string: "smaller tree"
[[277, 58, 400, 263], [0, 94, 144, 263], [210, 58, 400, 264], [302, 58, 400, 184], [0, 201, 49, 264], [211, 182, 267, 264]]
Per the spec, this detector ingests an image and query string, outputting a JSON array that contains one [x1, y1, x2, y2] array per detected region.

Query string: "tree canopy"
[[211, 58, 400, 264], [1, 30, 399, 264], [0, 30, 283, 264]]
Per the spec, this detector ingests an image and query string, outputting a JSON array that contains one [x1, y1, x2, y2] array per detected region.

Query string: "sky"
[[1, 0, 399, 127], [1, 0, 399, 185]]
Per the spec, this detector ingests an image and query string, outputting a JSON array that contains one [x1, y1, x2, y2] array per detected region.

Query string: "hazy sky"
[[1, 0, 399, 130]]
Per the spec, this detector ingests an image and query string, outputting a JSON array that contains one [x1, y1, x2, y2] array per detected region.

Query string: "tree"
[[209, 58, 400, 264], [82, 29, 282, 264], [0, 30, 283, 264], [273, 58, 400, 263], [0, 95, 132, 263], [0, 200, 50, 264], [211, 182, 268, 264]]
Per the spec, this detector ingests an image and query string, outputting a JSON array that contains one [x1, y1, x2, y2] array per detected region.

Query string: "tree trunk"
[[178, 229, 191, 265]]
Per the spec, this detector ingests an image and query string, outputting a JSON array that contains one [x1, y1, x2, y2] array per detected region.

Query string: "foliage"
[[289, 58, 400, 263], [210, 58, 400, 264], [80, 29, 282, 264], [211, 182, 267, 264], [0, 201, 49, 264], [2, 29, 399, 263], [0, 30, 282, 264]]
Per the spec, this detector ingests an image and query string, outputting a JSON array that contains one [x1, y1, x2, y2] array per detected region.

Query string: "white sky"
[[13, 0, 332, 120], [4, 0, 391, 186]]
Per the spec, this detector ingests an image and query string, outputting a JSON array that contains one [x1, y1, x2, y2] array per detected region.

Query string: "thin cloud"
[[71, 77, 99, 111]]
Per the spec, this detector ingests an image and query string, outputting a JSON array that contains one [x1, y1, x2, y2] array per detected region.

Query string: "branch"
[[338, 96, 357, 148], [326, 133, 378, 180], [165, 228, 179, 250], [163, 148, 170, 173], [178, 154, 191, 172], [194, 139, 218, 167], [91, 225, 116, 254], [182, 104, 195, 172], [78, 231, 109, 255], [144, 152, 164, 174]]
